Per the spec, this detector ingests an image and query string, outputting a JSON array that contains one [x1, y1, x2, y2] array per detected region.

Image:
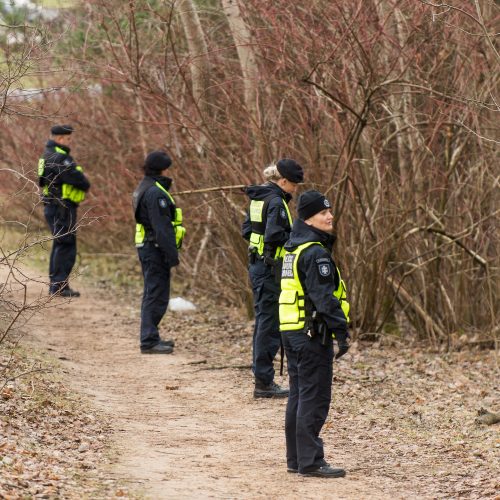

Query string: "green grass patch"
[[78, 250, 142, 291], [1, 222, 143, 293], [0, 223, 49, 275], [33, 0, 77, 8]]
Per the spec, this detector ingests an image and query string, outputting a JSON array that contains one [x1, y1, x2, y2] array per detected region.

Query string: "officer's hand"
[[165, 256, 180, 268], [334, 331, 350, 359]]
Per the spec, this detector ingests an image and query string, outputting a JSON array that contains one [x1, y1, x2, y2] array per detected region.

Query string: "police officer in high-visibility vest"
[[38, 125, 90, 297], [280, 190, 350, 478], [133, 151, 185, 354], [242, 159, 304, 398]]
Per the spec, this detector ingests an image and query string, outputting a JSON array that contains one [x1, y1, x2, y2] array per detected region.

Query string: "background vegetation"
[[1, 0, 498, 346]]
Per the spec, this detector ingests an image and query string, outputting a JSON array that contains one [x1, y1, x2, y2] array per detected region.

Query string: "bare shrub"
[[1, 0, 498, 345]]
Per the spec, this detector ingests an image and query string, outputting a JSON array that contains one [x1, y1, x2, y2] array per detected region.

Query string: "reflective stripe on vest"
[[61, 166, 86, 203], [279, 242, 350, 332], [336, 276, 350, 322], [38, 158, 45, 177], [135, 182, 186, 249], [249, 198, 292, 258], [38, 158, 49, 196]]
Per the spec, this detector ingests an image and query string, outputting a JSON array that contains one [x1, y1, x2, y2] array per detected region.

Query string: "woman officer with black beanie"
[[132, 151, 185, 354], [279, 190, 350, 478]]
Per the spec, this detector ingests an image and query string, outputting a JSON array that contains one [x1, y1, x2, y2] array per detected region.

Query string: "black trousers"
[[282, 331, 333, 473], [249, 259, 281, 385], [138, 242, 171, 348], [44, 203, 77, 293]]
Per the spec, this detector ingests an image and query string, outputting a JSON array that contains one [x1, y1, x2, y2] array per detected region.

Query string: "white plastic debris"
[[168, 297, 197, 312]]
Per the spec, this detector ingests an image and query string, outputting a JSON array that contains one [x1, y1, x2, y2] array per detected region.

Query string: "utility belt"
[[248, 249, 275, 266], [248, 246, 282, 265], [43, 198, 74, 210], [136, 232, 157, 248], [248, 247, 283, 283]]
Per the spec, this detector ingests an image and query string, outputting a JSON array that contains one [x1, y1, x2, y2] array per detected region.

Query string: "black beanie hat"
[[297, 190, 331, 220], [145, 150, 172, 171], [51, 124, 73, 135], [276, 158, 304, 183]]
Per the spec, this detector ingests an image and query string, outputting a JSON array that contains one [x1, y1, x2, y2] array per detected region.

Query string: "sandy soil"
[[17, 270, 500, 499]]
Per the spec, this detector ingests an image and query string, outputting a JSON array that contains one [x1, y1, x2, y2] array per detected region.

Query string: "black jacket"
[[133, 175, 179, 268], [284, 219, 347, 336], [39, 140, 90, 206], [242, 182, 292, 255]]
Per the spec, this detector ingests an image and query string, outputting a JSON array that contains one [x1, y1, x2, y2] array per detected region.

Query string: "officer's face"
[[306, 209, 333, 232], [280, 179, 299, 194], [54, 134, 72, 146]]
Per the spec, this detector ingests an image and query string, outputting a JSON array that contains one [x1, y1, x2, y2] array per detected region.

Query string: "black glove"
[[164, 253, 180, 268], [334, 331, 350, 359]]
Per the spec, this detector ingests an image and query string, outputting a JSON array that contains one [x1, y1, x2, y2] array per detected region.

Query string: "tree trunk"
[[221, 0, 268, 164], [176, 0, 211, 153]]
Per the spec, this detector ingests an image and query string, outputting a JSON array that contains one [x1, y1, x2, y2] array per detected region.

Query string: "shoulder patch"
[[317, 262, 332, 277], [63, 158, 72, 166], [158, 198, 168, 208], [281, 253, 296, 279], [279, 208, 287, 220]]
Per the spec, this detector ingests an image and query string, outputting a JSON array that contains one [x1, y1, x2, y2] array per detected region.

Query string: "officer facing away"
[[242, 159, 304, 398], [38, 125, 90, 297], [279, 190, 350, 478], [133, 151, 186, 354]]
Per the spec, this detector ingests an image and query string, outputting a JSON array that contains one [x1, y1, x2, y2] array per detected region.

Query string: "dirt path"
[[21, 271, 500, 499], [23, 276, 393, 499]]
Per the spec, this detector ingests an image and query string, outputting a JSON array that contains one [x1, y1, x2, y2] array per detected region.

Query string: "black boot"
[[160, 338, 175, 347], [141, 343, 174, 354], [254, 379, 289, 399], [300, 465, 346, 478], [59, 287, 80, 297]]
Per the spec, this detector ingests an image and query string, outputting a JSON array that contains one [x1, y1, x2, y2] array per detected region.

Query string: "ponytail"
[[263, 163, 282, 183]]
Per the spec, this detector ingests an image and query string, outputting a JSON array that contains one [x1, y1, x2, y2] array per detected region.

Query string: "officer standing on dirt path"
[[242, 159, 304, 398], [132, 151, 186, 354], [279, 190, 350, 478], [38, 125, 90, 297]]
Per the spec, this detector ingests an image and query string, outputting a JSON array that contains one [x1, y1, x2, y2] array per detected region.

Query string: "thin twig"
[[172, 184, 246, 196]]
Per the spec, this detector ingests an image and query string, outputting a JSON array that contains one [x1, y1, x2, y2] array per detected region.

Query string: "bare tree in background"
[[222, 0, 267, 164], [1, 0, 498, 347], [176, 0, 212, 153]]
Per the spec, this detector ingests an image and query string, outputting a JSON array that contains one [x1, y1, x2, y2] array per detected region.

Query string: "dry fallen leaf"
[[1, 388, 13, 400]]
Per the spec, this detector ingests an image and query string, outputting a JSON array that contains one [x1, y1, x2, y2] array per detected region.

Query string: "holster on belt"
[[263, 249, 283, 284], [306, 310, 329, 345], [248, 248, 258, 265]]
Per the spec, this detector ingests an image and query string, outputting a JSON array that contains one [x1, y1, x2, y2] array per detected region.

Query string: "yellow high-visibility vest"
[[279, 241, 350, 332], [135, 182, 186, 249], [38, 146, 86, 203], [248, 197, 292, 258]]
